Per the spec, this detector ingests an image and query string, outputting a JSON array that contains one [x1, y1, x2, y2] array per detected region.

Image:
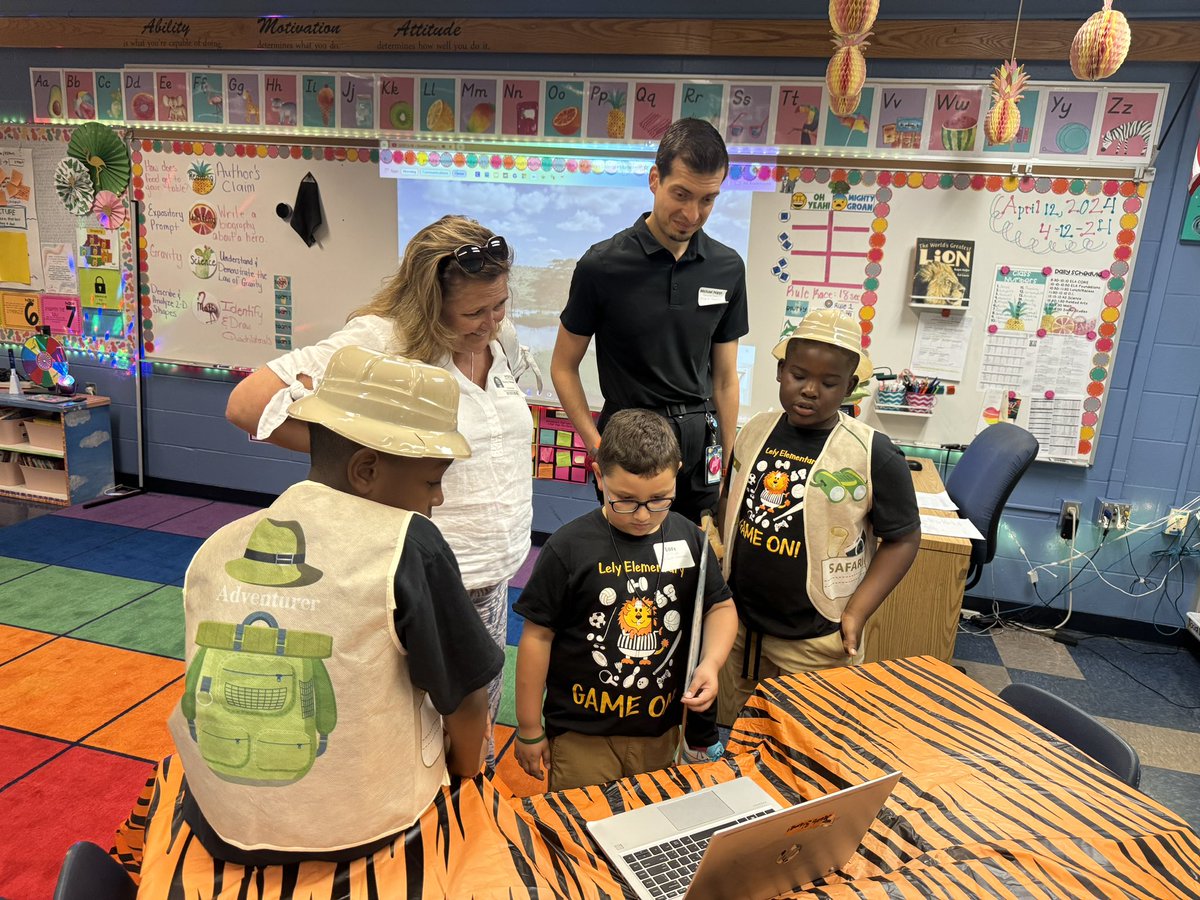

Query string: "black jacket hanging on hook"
[[289, 172, 324, 247]]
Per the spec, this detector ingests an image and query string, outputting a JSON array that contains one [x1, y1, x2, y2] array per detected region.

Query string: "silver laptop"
[[587, 771, 900, 900]]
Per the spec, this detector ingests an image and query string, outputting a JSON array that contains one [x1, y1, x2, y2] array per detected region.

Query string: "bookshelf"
[[0, 394, 115, 506]]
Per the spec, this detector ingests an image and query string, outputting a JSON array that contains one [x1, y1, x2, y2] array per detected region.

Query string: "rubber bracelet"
[[516, 731, 546, 745]]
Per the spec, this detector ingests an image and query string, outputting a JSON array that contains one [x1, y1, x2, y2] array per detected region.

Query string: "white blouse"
[[259, 315, 533, 590]]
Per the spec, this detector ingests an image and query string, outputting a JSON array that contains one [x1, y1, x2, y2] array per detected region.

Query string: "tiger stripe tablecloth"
[[112, 657, 1200, 898]]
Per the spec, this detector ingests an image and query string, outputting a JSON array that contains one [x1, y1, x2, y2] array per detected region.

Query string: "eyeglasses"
[[607, 497, 675, 515], [450, 235, 512, 274]]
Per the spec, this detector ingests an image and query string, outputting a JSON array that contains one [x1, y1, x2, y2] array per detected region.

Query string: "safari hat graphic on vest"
[[182, 611, 336, 786], [287, 345, 471, 460], [225, 518, 323, 587], [772, 308, 870, 372]]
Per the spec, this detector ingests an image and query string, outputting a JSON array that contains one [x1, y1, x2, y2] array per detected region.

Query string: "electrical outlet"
[[1058, 500, 1081, 540], [1165, 508, 1190, 535], [1096, 498, 1131, 530]]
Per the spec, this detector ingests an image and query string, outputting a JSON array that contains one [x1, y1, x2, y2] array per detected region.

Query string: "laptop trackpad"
[[661, 791, 734, 831]]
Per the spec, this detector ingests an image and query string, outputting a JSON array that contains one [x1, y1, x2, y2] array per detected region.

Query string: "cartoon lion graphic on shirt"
[[616, 597, 667, 665], [914, 260, 965, 305]]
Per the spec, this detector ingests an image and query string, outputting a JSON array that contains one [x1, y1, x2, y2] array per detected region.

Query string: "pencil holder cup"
[[875, 384, 906, 410], [904, 393, 936, 414]]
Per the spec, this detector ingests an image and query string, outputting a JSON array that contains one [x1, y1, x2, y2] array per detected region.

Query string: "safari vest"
[[722, 412, 876, 623], [168, 480, 447, 853]]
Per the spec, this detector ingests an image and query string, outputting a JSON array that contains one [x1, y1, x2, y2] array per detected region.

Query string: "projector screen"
[[398, 177, 753, 410]]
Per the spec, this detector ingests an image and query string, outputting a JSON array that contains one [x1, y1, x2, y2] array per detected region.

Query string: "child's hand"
[[681, 661, 720, 712], [840, 610, 866, 657], [514, 733, 551, 780]]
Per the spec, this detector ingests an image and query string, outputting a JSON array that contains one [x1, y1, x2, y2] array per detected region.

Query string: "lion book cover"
[[911, 238, 974, 309]]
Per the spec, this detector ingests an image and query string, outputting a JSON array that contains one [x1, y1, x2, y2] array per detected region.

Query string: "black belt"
[[657, 400, 711, 418]]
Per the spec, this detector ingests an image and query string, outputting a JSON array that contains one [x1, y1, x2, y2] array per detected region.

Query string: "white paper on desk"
[[910, 314, 972, 382], [915, 490, 958, 511], [920, 513, 983, 540]]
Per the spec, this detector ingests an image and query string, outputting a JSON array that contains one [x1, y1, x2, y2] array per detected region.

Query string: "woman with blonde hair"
[[227, 215, 534, 761]]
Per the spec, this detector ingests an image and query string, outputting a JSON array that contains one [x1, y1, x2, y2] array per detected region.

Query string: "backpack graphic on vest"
[[181, 611, 337, 786]]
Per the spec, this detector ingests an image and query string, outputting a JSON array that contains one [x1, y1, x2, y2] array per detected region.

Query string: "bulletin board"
[[0, 125, 136, 368], [134, 138, 398, 369], [744, 168, 1147, 466]]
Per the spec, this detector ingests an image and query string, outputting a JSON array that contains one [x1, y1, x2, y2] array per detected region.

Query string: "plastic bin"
[[23, 419, 64, 451]]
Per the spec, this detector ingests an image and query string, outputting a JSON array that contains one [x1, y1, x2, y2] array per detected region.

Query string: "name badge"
[[654, 539, 696, 570], [697, 287, 728, 306], [492, 373, 523, 397]]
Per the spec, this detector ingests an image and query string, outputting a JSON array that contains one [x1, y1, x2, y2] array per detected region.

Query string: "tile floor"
[[1, 493, 1198, 898]]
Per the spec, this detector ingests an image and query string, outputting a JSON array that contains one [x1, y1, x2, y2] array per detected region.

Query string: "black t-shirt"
[[514, 509, 731, 738], [185, 514, 504, 866], [560, 215, 749, 413], [729, 416, 920, 640]]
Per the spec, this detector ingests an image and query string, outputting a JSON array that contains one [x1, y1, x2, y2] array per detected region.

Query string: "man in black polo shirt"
[[551, 118, 749, 523]]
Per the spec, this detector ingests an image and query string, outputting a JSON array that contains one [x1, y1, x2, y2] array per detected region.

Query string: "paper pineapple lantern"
[[985, 60, 1031, 146], [827, 33, 869, 103], [830, 93, 862, 117], [829, 0, 879, 38], [1070, 0, 1131, 81]]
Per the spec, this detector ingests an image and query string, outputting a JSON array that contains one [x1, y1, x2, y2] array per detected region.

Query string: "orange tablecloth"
[[114, 657, 1200, 898]]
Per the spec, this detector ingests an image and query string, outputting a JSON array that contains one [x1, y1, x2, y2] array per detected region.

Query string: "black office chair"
[[944, 423, 1039, 590], [53, 841, 137, 900], [1000, 683, 1141, 788]]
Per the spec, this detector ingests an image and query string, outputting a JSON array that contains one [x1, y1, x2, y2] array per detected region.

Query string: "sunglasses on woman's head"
[[451, 235, 511, 273]]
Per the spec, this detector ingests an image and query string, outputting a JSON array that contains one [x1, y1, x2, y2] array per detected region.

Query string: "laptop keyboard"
[[621, 808, 774, 899]]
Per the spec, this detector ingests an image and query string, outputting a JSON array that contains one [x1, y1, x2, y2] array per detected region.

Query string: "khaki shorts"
[[717, 622, 864, 726], [548, 729, 679, 793]]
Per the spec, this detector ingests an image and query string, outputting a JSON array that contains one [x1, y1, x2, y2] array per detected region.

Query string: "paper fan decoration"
[[91, 191, 127, 230], [55, 157, 95, 216], [22, 334, 74, 390], [67, 122, 131, 195]]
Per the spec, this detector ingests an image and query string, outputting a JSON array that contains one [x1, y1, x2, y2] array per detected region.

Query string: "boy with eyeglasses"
[[514, 409, 737, 792]]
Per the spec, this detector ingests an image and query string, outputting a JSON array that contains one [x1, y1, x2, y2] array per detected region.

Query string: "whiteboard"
[[137, 140, 397, 369], [744, 169, 1146, 465]]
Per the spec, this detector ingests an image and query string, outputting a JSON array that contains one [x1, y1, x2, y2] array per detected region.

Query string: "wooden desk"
[[117, 659, 1200, 897], [863, 457, 971, 664]]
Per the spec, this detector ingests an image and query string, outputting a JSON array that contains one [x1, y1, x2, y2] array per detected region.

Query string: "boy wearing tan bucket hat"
[[168, 346, 504, 865], [715, 309, 921, 725]]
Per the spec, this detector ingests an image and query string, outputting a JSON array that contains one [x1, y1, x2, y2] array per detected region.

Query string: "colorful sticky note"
[[555, 450, 571, 467], [555, 431, 572, 447], [0, 233, 32, 285], [539, 447, 553, 463], [539, 428, 554, 444], [570, 468, 587, 483]]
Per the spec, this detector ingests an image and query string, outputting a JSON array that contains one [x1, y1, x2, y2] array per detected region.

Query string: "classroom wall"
[[5, 3, 1200, 626]]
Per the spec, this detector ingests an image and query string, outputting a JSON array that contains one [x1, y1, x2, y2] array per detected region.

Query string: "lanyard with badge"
[[704, 412, 722, 485]]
